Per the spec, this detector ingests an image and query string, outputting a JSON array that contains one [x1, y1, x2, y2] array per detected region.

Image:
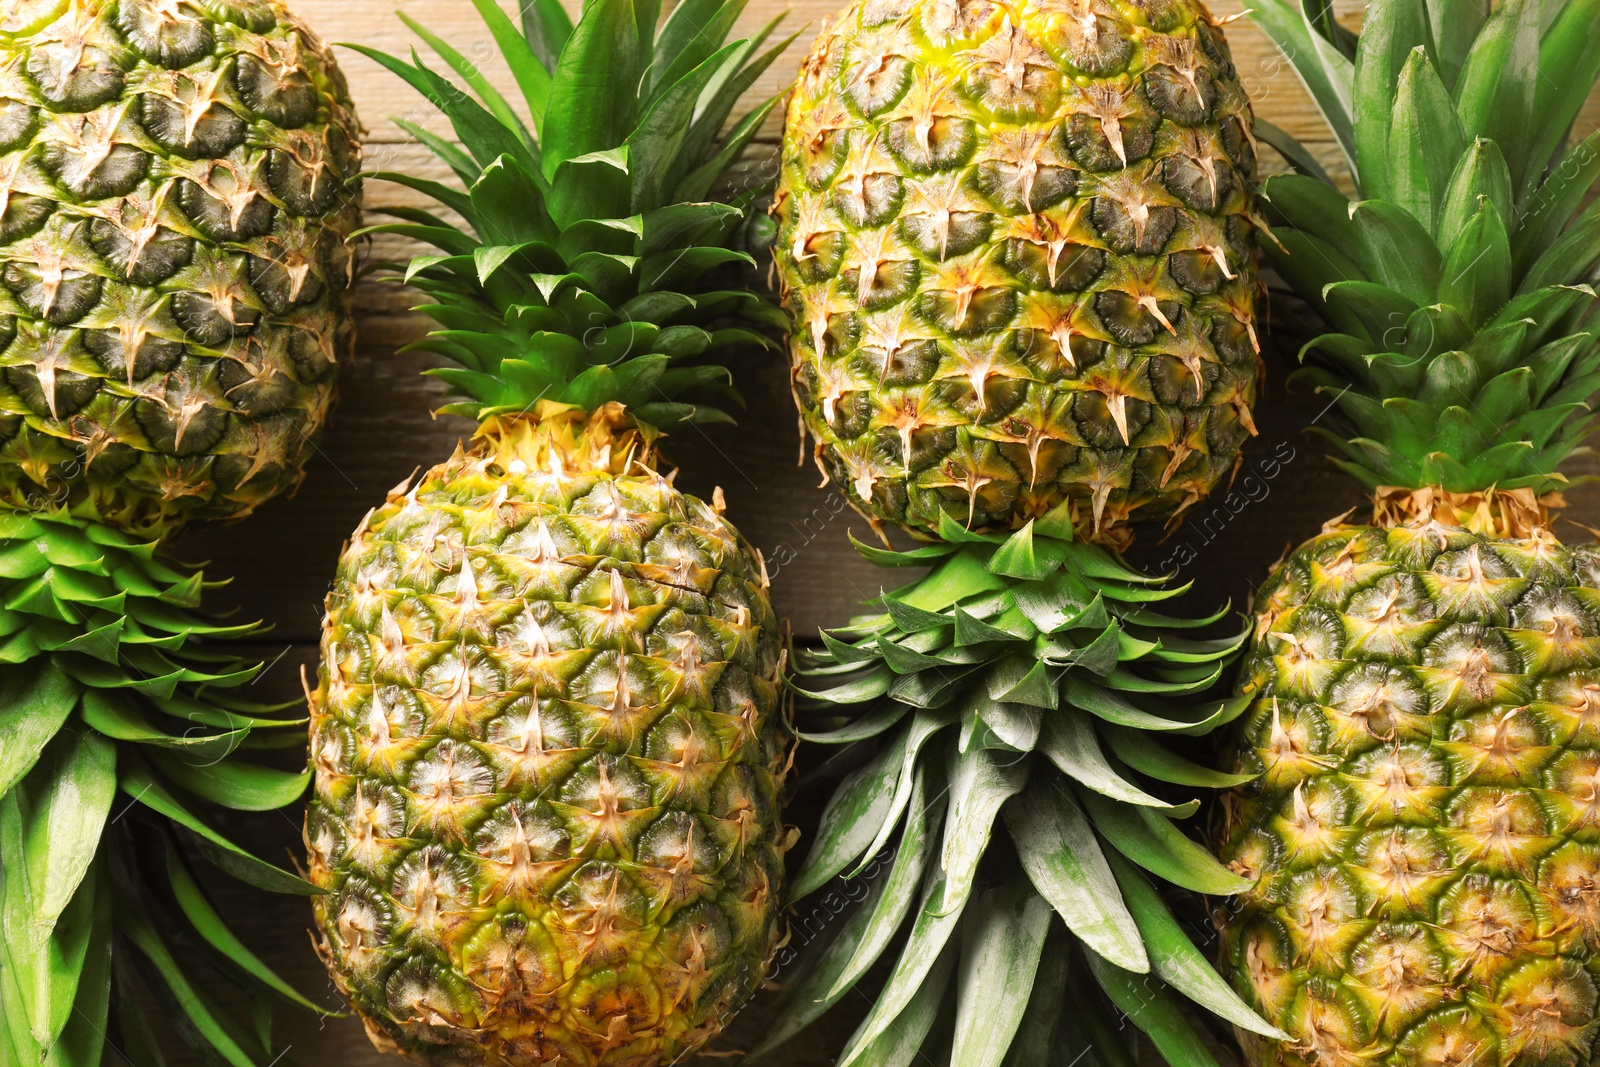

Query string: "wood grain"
[[163, 2, 1600, 1065]]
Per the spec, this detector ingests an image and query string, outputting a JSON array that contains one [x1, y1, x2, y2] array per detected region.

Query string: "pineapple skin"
[[0, 0, 361, 539], [307, 408, 790, 1067], [1218, 519, 1600, 1067], [774, 0, 1260, 544]]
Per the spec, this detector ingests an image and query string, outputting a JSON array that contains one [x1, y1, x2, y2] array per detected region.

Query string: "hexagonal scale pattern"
[[775, 0, 1260, 544], [1220, 521, 1600, 1067], [0, 0, 360, 537], [308, 419, 789, 1067]]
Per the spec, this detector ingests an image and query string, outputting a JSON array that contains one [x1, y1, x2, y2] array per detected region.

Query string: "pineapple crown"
[[1254, 0, 1600, 504], [757, 504, 1286, 1063], [0, 512, 323, 1067], [351, 0, 795, 428]]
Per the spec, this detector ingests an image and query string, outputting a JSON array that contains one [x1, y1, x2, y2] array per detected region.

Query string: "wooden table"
[[172, 2, 1600, 1064]]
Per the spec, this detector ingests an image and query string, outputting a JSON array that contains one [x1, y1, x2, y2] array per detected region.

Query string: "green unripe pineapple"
[[0, 0, 360, 537]]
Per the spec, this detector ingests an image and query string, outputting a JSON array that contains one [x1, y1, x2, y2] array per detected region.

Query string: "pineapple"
[[773, 0, 1263, 545], [0, 2, 361, 1064], [761, 4, 1279, 1063], [0, 4, 361, 1062], [0, 0, 361, 539], [1214, 2, 1600, 1065], [304, 2, 795, 1064]]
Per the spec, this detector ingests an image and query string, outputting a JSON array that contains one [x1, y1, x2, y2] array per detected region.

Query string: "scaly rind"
[[0, 0, 363, 540], [775, 0, 1263, 545], [1220, 519, 1600, 1067], [308, 408, 792, 1067]]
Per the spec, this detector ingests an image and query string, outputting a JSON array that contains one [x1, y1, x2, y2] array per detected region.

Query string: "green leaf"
[[1520, 205, 1600, 293], [165, 846, 329, 1014], [678, 28, 795, 171], [857, 710, 956, 879], [1101, 725, 1255, 788], [1063, 675, 1202, 733], [539, 0, 643, 178], [1005, 780, 1146, 972], [392, 117, 479, 183], [398, 12, 532, 148], [792, 732, 907, 899], [639, 201, 742, 256], [350, 46, 534, 176], [825, 767, 940, 999], [999, 922, 1072, 1067], [937, 745, 1028, 913], [797, 696, 909, 743], [0, 661, 81, 798], [38, 870, 111, 1067], [797, 666, 893, 705], [1437, 138, 1512, 256], [1425, 0, 1489, 91], [1440, 201, 1513, 326], [469, 156, 554, 245], [118, 902, 262, 1067], [950, 879, 1052, 1067], [1351, 0, 1432, 199], [647, 0, 748, 97], [119, 760, 315, 896], [1083, 952, 1224, 1067], [1255, 118, 1335, 184], [1107, 853, 1285, 1039], [1514, 129, 1600, 277], [1260, 172, 1361, 254], [838, 869, 969, 1065], [1078, 789, 1251, 895], [1039, 713, 1193, 812], [1386, 47, 1465, 230], [1250, 1, 1355, 173], [746, 860, 893, 1063], [881, 596, 951, 634], [0, 860, 105, 1063], [1346, 200, 1443, 304], [989, 521, 1067, 581], [973, 698, 1041, 753], [519, 0, 572, 71], [1453, 0, 1539, 192], [148, 750, 308, 813], [628, 41, 742, 211], [985, 655, 1056, 710], [0, 725, 114, 1049], [1528, 0, 1600, 196], [9, 728, 114, 925], [672, 94, 779, 202], [836, 936, 955, 1067], [468, 0, 551, 129]]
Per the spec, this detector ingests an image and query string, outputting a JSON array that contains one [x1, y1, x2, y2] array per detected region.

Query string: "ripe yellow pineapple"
[[305, 1, 796, 1063], [774, 0, 1262, 544], [1215, 2, 1600, 1065]]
